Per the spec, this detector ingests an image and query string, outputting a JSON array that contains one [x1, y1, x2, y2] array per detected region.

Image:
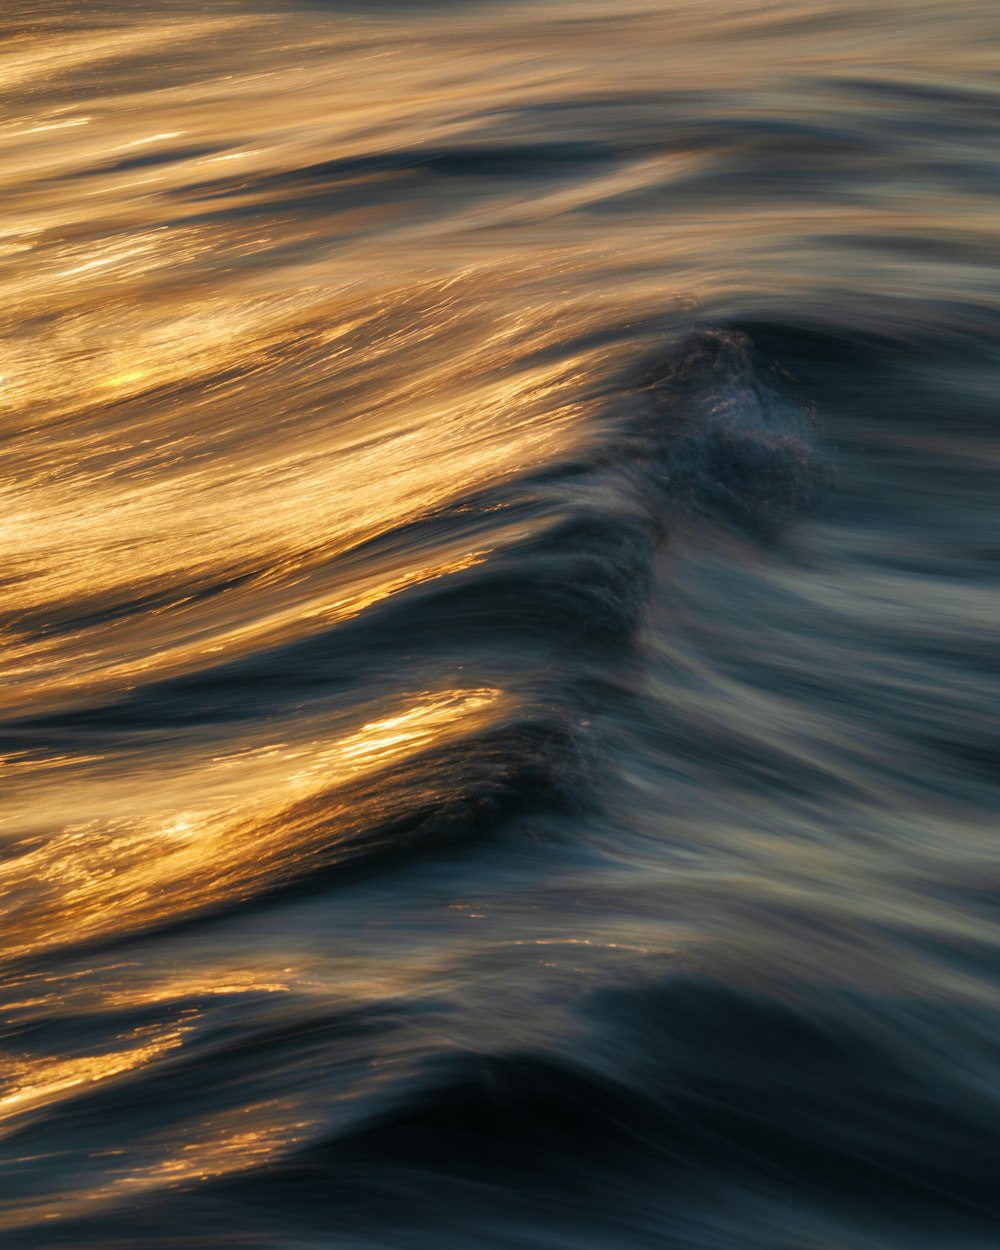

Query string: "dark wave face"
[[1, 1, 998, 1246]]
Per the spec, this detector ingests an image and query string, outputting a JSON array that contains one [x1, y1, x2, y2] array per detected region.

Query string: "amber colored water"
[[1, 2, 998, 1246]]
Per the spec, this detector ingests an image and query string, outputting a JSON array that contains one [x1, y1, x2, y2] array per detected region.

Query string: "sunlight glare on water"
[[1, 1, 998, 1246]]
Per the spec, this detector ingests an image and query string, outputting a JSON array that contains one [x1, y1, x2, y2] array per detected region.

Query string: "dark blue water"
[[1, 2, 998, 1246]]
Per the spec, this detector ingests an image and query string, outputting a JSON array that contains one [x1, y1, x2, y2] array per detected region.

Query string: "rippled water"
[[2, 1, 998, 1246]]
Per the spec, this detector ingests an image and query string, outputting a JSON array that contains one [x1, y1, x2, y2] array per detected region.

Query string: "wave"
[[2, 2, 998, 1246]]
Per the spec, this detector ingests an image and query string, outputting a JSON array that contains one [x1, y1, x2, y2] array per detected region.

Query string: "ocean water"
[[2, 1, 998, 1246]]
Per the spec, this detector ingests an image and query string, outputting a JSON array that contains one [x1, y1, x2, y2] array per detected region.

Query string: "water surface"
[[2, 1, 999, 1246]]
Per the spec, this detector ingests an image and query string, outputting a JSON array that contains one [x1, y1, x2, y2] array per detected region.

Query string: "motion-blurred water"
[[2, 1, 998, 1246]]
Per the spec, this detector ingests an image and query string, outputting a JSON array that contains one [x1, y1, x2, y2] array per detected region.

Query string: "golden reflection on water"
[[1, 686, 507, 960], [0, 1023, 190, 1128], [0, 1090, 316, 1230], [2, 0, 998, 1238], [1, 541, 496, 717], [4, 0, 993, 743], [120, 1098, 316, 1187]]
